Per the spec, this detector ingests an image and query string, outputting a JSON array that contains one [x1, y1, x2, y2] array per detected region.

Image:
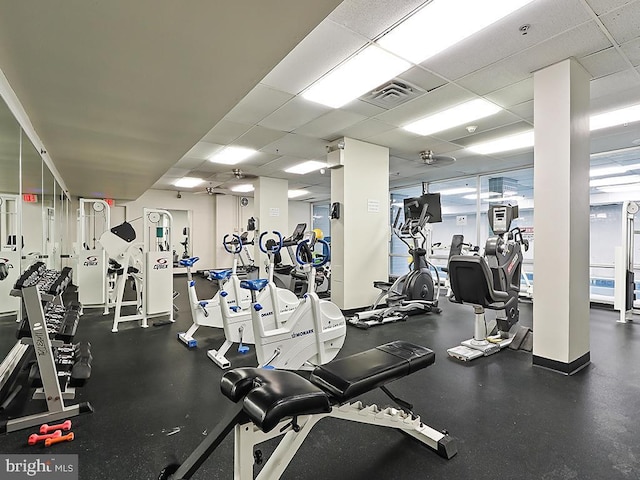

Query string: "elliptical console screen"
[[492, 207, 508, 233], [403, 193, 442, 223]]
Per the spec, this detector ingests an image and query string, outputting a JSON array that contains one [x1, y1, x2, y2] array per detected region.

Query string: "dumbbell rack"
[[1, 263, 93, 433]]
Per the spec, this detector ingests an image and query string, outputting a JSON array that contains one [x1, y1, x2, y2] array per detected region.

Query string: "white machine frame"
[[0, 193, 21, 317], [614, 200, 640, 323], [105, 208, 175, 332], [76, 199, 111, 313]]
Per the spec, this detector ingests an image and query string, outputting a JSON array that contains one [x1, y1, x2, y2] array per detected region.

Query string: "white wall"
[[21, 200, 43, 254], [121, 189, 216, 268], [288, 201, 311, 235]]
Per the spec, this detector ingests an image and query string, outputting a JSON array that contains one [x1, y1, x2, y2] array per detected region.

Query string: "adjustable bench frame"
[[160, 342, 457, 480]]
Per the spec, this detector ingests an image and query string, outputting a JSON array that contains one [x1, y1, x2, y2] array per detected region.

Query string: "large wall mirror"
[[42, 160, 56, 269], [0, 96, 21, 319], [21, 133, 43, 263]]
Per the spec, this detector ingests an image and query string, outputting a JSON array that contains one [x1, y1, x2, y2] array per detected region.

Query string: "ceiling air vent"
[[361, 79, 424, 110]]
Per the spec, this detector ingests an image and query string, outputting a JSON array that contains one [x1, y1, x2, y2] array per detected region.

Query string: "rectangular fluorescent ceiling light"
[[590, 175, 640, 188], [302, 45, 411, 108], [433, 187, 476, 196], [231, 184, 254, 193], [404, 99, 502, 136], [377, 0, 535, 64], [591, 103, 640, 131], [285, 160, 326, 175], [288, 189, 309, 199], [467, 131, 534, 155], [462, 191, 501, 200], [209, 146, 256, 165], [173, 177, 204, 188], [597, 184, 640, 193]]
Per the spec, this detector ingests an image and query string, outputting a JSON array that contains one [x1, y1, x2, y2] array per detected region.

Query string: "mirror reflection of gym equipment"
[[0, 194, 20, 318]]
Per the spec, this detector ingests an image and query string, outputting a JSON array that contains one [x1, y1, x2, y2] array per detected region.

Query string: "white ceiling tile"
[[201, 120, 251, 145], [340, 118, 397, 139], [260, 20, 366, 95], [258, 97, 331, 132], [579, 46, 629, 78], [423, 0, 591, 80], [183, 141, 224, 160], [328, 0, 427, 40], [174, 156, 207, 169], [164, 167, 191, 178], [600, 1, 640, 44], [448, 121, 532, 149], [397, 67, 446, 93], [235, 125, 287, 150], [507, 100, 534, 122], [486, 78, 534, 108], [262, 133, 328, 159], [620, 37, 640, 66], [458, 21, 612, 95], [584, 0, 638, 16], [376, 84, 473, 127], [432, 111, 525, 143], [294, 110, 367, 140], [224, 84, 293, 125], [368, 128, 458, 158], [339, 99, 387, 117], [590, 69, 640, 100]]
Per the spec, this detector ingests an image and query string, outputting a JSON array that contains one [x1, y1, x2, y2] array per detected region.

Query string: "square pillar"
[[254, 177, 288, 278], [533, 58, 591, 374]]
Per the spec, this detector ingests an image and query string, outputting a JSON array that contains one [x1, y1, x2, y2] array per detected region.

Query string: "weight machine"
[[0, 194, 20, 317], [614, 200, 640, 323], [99, 208, 175, 332], [76, 199, 111, 313]]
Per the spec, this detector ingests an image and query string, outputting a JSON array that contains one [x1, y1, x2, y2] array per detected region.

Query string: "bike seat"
[[209, 269, 233, 281], [179, 257, 200, 267], [240, 279, 269, 291]]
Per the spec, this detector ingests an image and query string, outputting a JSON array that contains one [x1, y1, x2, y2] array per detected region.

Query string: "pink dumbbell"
[[28, 430, 62, 446], [40, 419, 72, 434]]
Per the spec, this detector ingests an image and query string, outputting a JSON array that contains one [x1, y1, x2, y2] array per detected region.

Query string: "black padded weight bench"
[[160, 341, 457, 480]]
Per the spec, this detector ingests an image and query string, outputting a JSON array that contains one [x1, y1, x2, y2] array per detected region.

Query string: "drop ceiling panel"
[[183, 141, 224, 160], [397, 67, 447, 93], [294, 110, 367, 139], [375, 84, 473, 127], [507, 101, 534, 122], [339, 99, 388, 117], [590, 69, 640, 100], [450, 121, 532, 148], [423, 0, 591, 81], [485, 78, 534, 108], [432, 111, 525, 143], [260, 20, 366, 95], [584, 0, 638, 16], [340, 118, 397, 139], [621, 37, 640, 66], [235, 125, 287, 150], [164, 167, 190, 178], [579, 47, 630, 78], [458, 21, 611, 95], [258, 97, 331, 132], [201, 120, 252, 145], [591, 126, 640, 152], [224, 84, 293, 125], [174, 156, 207, 169], [590, 84, 640, 112], [328, 0, 427, 40], [262, 133, 328, 159], [600, 2, 640, 45]]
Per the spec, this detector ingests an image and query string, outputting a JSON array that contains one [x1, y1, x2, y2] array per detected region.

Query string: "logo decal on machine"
[[507, 256, 519, 275], [260, 310, 274, 318], [83, 255, 98, 267], [154, 258, 169, 270], [291, 329, 314, 339]]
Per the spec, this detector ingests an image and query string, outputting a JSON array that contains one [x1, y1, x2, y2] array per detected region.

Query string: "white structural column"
[[254, 177, 288, 278], [330, 137, 389, 310], [533, 58, 591, 374]]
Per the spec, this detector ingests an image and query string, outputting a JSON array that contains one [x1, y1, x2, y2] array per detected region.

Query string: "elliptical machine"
[[349, 193, 442, 329], [447, 204, 530, 361]]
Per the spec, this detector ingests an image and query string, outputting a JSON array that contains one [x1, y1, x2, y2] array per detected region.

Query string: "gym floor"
[[0, 277, 639, 479]]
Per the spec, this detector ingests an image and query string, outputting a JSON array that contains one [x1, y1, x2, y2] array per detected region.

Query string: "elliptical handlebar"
[[223, 234, 243, 254], [259, 231, 283, 254], [296, 239, 330, 267]]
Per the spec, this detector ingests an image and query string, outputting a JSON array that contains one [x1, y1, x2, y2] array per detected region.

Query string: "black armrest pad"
[[310, 341, 434, 403]]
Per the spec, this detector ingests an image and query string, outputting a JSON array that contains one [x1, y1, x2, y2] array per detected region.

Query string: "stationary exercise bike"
[[447, 204, 531, 361], [349, 193, 442, 329], [240, 234, 346, 370], [207, 231, 300, 369], [177, 234, 250, 348]]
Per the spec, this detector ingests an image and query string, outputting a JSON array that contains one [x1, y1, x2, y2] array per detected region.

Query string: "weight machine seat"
[[219, 341, 434, 433], [209, 269, 232, 281], [447, 255, 514, 310]]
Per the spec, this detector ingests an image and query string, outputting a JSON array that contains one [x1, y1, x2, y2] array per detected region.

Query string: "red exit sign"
[[23, 193, 38, 203], [105, 198, 114, 207]]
